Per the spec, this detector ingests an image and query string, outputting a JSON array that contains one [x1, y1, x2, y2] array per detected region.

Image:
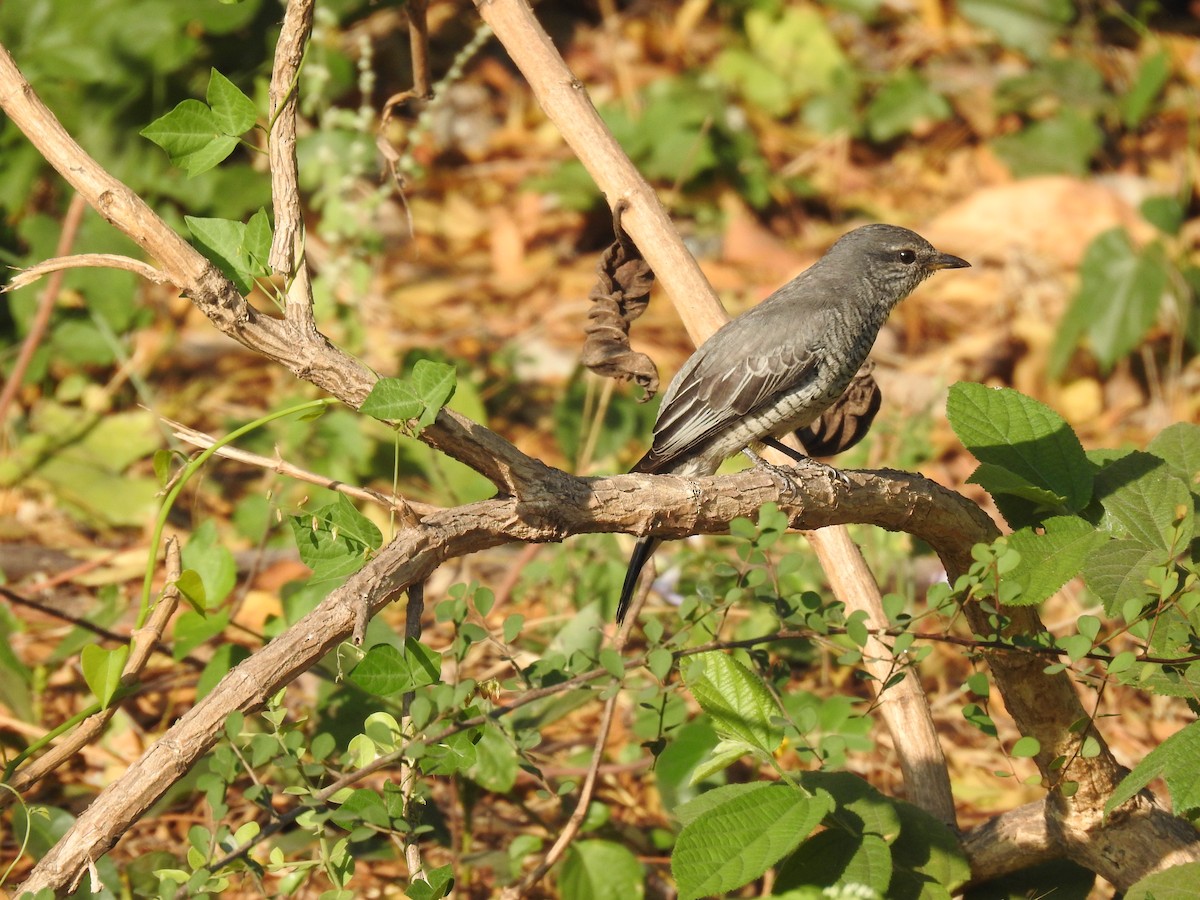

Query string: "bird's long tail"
[[617, 536, 661, 624]]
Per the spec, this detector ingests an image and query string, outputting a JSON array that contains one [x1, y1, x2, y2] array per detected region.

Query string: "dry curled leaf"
[[581, 201, 660, 399]]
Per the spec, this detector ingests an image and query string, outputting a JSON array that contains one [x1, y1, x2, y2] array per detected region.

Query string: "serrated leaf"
[[1106, 720, 1200, 818], [775, 829, 892, 894], [1082, 538, 1161, 618], [797, 770, 902, 843], [1148, 422, 1200, 488], [1093, 451, 1193, 551], [206, 68, 257, 136], [683, 652, 782, 755], [967, 462, 1068, 507], [690, 740, 755, 784], [947, 383, 1091, 514], [81, 643, 129, 708], [887, 799, 971, 898], [672, 782, 833, 900], [1004, 516, 1106, 606], [140, 99, 239, 177]]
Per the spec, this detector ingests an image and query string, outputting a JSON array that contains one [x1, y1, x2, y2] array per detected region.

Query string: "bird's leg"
[[759, 437, 852, 487], [741, 447, 802, 499]]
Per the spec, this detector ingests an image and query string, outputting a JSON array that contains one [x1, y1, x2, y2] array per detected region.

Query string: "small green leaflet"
[[185, 207, 273, 294], [360, 360, 457, 434], [81, 644, 130, 708], [140, 68, 257, 176]]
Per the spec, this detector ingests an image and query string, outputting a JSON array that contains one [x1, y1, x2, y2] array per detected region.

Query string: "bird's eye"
[[897, 249, 917, 264]]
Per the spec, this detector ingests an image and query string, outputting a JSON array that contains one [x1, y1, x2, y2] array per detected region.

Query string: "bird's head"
[[826, 223, 970, 303]]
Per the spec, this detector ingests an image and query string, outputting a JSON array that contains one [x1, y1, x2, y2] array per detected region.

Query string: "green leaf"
[[653, 721, 720, 810], [946, 383, 1091, 521], [1148, 422, 1200, 487], [958, 0, 1075, 58], [1141, 194, 1185, 237], [172, 609, 231, 659], [174, 569, 207, 614], [206, 68, 257, 136], [797, 770, 902, 843], [81, 643, 129, 708], [558, 840, 644, 900], [887, 800, 971, 898], [288, 494, 381, 585], [140, 99, 239, 177], [1004, 516, 1106, 606], [244, 207, 274, 275], [992, 109, 1102, 177], [1093, 451, 1193, 552], [775, 830, 892, 895], [349, 639, 442, 696], [360, 361, 457, 433], [406, 864, 455, 900], [311, 493, 384, 551], [672, 782, 833, 900], [182, 520, 237, 609], [466, 722, 519, 793], [967, 463, 1069, 507], [184, 215, 255, 293], [1051, 229, 1171, 375], [865, 71, 951, 143], [1083, 538, 1163, 618], [1106, 720, 1200, 818], [196, 643, 250, 700], [683, 652, 783, 756], [1120, 50, 1170, 129], [1125, 861, 1200, 900]]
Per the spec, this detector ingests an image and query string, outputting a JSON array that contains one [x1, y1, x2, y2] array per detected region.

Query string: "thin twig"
[[0, 193, 87, 434], [3, 253, 168, 293], [163, 416, 435, 522]]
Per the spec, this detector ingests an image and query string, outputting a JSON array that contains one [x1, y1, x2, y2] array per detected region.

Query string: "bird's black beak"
[[931, 252, 971, 270]]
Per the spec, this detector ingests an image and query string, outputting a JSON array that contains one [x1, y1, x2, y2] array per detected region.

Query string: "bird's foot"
[[748, 441, 852, 488]]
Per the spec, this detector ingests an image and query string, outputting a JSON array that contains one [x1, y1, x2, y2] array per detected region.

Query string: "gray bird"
[[617, 223, 969, 623]]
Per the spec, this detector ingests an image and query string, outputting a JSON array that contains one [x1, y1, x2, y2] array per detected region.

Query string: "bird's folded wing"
[[642, 343, 821, 471]]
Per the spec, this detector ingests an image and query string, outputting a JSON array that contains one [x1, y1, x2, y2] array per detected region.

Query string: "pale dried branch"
[[0, 193, 87, 431], [163, 417, 436, 523], [267, 0, 312, 279], [2, 252, 167, 294]]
